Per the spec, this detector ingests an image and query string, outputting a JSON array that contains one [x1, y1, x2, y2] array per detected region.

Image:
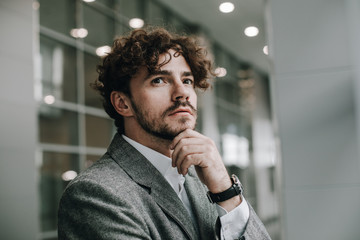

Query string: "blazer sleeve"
[[242, 204, 272, 240], [215, 203, 272, 240], [58, 179, 152, 240]]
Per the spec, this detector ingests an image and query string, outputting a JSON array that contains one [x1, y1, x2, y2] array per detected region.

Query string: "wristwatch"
[[206, 174, 243, 203]]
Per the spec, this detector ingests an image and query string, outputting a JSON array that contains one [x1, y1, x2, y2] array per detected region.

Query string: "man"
[[58, 28, 271, 240]]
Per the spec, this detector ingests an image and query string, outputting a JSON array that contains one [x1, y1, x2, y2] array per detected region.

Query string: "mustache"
[[162, 100, 197, 118]]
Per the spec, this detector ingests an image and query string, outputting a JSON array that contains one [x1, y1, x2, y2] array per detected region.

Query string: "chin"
[[175, 116, 196, 126], [174, 122, 196, 133]]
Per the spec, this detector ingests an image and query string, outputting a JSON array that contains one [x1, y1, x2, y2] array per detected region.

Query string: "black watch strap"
[[206, 174, 242, 203]]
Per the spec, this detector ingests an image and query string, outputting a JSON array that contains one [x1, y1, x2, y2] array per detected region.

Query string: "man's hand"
[[170, 129, 242, 211], [170, 129, 231, 194]]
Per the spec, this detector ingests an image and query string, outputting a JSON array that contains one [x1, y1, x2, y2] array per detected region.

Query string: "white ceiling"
[[156, 0, 269, 74]]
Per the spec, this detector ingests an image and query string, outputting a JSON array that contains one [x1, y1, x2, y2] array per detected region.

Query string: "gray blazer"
[[58, 133, 271, 240]]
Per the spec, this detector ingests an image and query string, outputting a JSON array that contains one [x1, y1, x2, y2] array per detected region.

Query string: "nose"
[[172, 81, 190, 102]]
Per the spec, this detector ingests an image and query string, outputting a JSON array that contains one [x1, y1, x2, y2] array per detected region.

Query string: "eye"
[[151, 77, 165, 84], [183, 78, 194, 85]]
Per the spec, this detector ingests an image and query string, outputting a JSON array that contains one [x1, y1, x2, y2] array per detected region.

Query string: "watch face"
[[231, 174, 243, 192], [231, 174, 240, 185]]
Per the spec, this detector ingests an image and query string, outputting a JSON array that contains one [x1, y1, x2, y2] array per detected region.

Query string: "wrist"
[[207, 176, 232, 194], [206, 174, 243, 207]]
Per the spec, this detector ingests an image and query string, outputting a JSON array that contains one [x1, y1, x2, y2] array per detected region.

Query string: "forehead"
[[160, 49, 178, 59], [157, 49, 191, 71]]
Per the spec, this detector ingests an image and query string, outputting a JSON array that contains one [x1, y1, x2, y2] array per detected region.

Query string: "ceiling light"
[[129, 18, 144, 29], [83, 0, 96, 2], [96, 45, 111, 57], [244, 26, 259, 37], [44, 95, 55, 105], [219, 2, 235, 13], [70, 28, 88, 38], [215, 67, 227, 77], [263, 45, 269, 55], [61, 170, 78, 181]]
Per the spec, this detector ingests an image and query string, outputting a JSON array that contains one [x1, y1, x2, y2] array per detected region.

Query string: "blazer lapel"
[[108, 134, 198, 240], [150, 179, 199, 240], [185, 168, 218, 240]]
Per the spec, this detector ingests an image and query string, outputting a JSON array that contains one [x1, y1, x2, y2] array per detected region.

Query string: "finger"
[[170, 129, 204, 150], [173, 144, 207, 170], [178, 153, 203, 175], [171, 138, 205, 167]]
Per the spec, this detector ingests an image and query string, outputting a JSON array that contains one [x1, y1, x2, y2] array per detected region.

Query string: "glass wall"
[[35, 0, 278, 239]]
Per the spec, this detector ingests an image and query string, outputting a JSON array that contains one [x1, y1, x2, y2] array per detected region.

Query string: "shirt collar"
[[122, 135, 185, 195]]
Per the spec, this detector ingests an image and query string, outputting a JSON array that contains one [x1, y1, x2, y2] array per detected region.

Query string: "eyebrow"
[[146, 70, 193, 80]]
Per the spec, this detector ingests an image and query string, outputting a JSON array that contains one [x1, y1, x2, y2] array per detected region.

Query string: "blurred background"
[[1, 0, 360, 239]]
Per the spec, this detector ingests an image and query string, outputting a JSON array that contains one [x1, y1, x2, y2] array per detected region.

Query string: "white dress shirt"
[[122, 135, 249, 240]]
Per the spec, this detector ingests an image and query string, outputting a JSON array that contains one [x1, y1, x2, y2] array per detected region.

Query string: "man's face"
[[129, 49, 197, 140]]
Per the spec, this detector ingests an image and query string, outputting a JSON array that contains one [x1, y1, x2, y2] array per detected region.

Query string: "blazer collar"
[[107, 133, 198, 240]]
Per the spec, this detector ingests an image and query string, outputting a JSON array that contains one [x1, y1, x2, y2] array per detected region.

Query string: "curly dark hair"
[[93, 27, 214, 133]]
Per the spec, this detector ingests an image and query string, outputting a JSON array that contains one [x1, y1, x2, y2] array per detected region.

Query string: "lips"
[[169, 107, 193, 116]]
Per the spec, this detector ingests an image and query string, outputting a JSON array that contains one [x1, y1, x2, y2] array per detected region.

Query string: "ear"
[[110, 91, 134, 117]]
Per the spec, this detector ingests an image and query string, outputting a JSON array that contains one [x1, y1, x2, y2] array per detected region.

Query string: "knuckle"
[[184, 154, 192, 161], [178, 138, 186, 146], [180, 145, 188, 152], [177, 138, 184, 146]]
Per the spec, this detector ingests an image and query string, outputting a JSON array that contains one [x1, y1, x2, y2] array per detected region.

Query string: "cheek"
[[190, 92, 197, 108], [141, 94, 169, 112], [134, 89, 164, 105]]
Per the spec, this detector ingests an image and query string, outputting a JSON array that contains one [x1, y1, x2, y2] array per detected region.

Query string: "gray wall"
[[267, 0, 360, 239], [0, 0, 38, 239], [2, 0, 360, 239]]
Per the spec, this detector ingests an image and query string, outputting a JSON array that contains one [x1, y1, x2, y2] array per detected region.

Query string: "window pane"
[[215, 80, 240, 105], [40, 35, 77, 103], [84, 53, 103, 108], [39, 152, 80, 232], [217, 107, 244, 136], [85, 114, 114, 148], [85, 154, 103, 168], [97, 0, 115, 8], [213, 44, 225, 67], [114, 20, 131, 36], [39, 0, 76, 36], [168, 15, 188, 34], [83, 4, 115, 47], [39, 107, 79, 145], [118, 0, 144, 19], [147, 1, 166, 26]]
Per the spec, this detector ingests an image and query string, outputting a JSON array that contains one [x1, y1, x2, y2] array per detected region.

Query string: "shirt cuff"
[[215, 197, 250, 240]]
